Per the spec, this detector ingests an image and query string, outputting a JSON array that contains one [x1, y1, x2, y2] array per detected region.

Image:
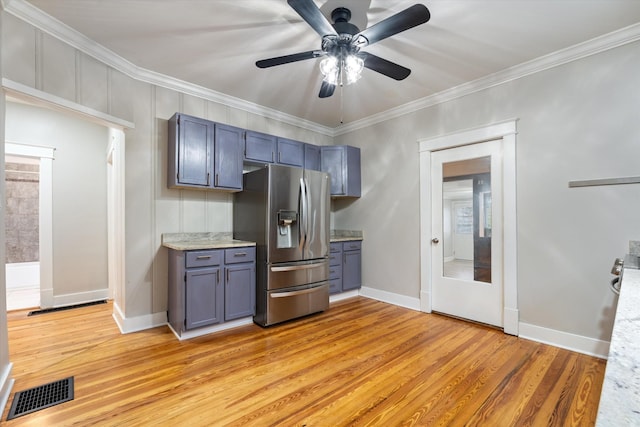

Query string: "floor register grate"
[[6, 377, 74, 420]]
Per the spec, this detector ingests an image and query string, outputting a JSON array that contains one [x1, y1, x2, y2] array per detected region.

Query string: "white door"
[[431, 139, 503, 327]]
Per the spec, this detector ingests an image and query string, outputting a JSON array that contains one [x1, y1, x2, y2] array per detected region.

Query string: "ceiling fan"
[[256, 0, 431, 98]]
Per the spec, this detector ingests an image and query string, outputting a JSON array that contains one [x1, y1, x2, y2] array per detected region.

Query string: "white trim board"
[[0, 363, 14, 420], [359, 286, 421, 312], [519, 323, 610, 359], [4, 0, 640, 135], [112, 302, 168, 334]]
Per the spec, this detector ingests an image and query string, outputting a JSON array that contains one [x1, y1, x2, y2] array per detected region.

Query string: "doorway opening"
[[418, 120, 519, 335], [5, 155, 40, 310]]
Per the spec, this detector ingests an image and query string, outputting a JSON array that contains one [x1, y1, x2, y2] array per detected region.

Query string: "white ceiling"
[[18, 0, 640, 128]]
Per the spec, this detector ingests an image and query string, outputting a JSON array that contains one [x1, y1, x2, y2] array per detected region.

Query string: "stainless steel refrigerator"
[[233, 164, 330, 326]]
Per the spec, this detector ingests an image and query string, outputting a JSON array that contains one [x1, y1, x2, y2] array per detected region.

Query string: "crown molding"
[[2, 0, 335, 137], [5, 0, 640, 138], [333, 22, 640, 136]]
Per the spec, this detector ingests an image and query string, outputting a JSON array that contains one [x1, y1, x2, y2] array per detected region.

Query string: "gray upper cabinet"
[[276, 138, 304, 167], [321, 145, 361, 197], [214, 124, 244, 190], [245, 130, 276, 164], [168, 113, 243, 191], [304, 143, 321, 171]]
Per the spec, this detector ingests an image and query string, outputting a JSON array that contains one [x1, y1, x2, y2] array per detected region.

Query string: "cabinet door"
[[173, 114, 213, 187], [277, 138, 304, 167], [214, 124, 243, 190], [245, 131, 276, 163], [185, 267, 222, 329], [225, 264, 256, 321], [321, 145, 361, 197], [304, 144, 321, 171], [342, 246, 362, 291]]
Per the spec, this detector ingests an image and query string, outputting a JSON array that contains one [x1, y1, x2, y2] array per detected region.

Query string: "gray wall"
[[333, 40, 640, 342], [5, 101, 109, 298], [0, 10, 332, 323]]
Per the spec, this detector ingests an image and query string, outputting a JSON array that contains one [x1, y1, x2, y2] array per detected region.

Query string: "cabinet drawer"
[[329, 264, 342, 280], [329, 251, 342, 266], [185, 250, 222, 268], [343, 241, 361, 251], [225, 247, 256, 264], [329, 279, 342, 295], [330, 242, 342, 253]]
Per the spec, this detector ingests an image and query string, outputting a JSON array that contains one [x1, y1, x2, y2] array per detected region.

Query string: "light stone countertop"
[[330, 230, 363, 242], [596, 246, 640, 425], [162, 232, 255, 251]]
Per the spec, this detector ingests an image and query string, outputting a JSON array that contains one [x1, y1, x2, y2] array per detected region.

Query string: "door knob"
[[432, 238, 439, 244]]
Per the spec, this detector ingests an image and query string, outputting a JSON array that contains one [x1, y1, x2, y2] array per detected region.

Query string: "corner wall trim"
[[112, 302, 168, 334], [0, 363, 15, 418]]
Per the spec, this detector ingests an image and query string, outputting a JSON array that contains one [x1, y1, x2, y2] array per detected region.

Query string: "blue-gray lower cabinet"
[[328, 240, 361, 294], [342, 241, 362, 291], [168, 246, 256, 337], [224, 247, 256, 321], [329, 243, 343, 294]]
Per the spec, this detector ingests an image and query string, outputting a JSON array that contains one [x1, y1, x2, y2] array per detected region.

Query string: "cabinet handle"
[[233, 252, 247, 257], [226, 269, 230, 282], [279, 151, 281, 163], [196, 255, 211, 260], [343, 253, 346, 264], [207, 172, 210, 186], [216, 269, 220, 284], [215, 173, 219, 187]]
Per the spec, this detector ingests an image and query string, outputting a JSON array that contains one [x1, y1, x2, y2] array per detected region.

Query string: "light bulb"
[[319, 56, 339, 85], [344, 55, 364, 85]]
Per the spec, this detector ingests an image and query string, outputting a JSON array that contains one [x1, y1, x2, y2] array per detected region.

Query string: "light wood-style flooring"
[[3, 297, 606, 426]]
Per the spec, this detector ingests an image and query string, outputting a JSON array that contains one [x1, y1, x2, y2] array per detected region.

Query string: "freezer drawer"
[[265, 283, 329, 326], [267, 259, 328, 291]]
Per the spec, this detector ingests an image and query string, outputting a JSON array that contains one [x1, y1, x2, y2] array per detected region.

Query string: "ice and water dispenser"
[[277, 210, 298, 248]]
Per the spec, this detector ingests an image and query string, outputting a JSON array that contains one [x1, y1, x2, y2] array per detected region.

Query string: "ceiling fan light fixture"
[[319, 56, 339, 85], [319, 54, 363, 86], [344, 54, 364, 85]]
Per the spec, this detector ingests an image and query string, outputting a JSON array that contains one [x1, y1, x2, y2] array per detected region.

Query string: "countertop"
[[162, 230, 362, 250], [330, 230, 363, 242], [162, 232, 255, 251], [596, 263, 640, 424]]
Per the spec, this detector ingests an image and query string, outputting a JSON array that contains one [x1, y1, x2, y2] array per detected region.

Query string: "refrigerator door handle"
[[300, 177, 308, 251], [270, 287, 323, 298], [270, 262, 326, 272]]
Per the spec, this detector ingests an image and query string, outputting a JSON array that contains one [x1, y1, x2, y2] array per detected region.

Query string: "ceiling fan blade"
[[354, 4, 430, 47], [288, 0, 337, 38], [319, 80, 336, 98], [256, 50, 324, 68], [360, 52, 411, 80]]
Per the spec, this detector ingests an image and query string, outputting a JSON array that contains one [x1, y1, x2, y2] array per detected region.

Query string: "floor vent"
[[6, 377, 74, 420], [28, 300, 106, 316]]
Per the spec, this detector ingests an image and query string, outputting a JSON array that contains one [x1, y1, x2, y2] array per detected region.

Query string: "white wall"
[[5, 101, 109, 301], [333, 40, 640, 343]]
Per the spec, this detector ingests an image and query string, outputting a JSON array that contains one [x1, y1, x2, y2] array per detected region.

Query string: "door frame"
[[418, 120, 518, 335]]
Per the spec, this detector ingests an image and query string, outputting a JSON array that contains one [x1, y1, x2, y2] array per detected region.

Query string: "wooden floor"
[[3, 297, 606, 426]]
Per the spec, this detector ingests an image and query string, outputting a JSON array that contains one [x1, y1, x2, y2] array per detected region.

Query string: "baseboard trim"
[[112, 302, 168, 334], [52, 289, 109, 308], [330, 290, 359, 303], [519, 322, 610, 359], [0, 362, 15, 418], [359, 286, 421, 311], [168, 317, 254, 341]]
